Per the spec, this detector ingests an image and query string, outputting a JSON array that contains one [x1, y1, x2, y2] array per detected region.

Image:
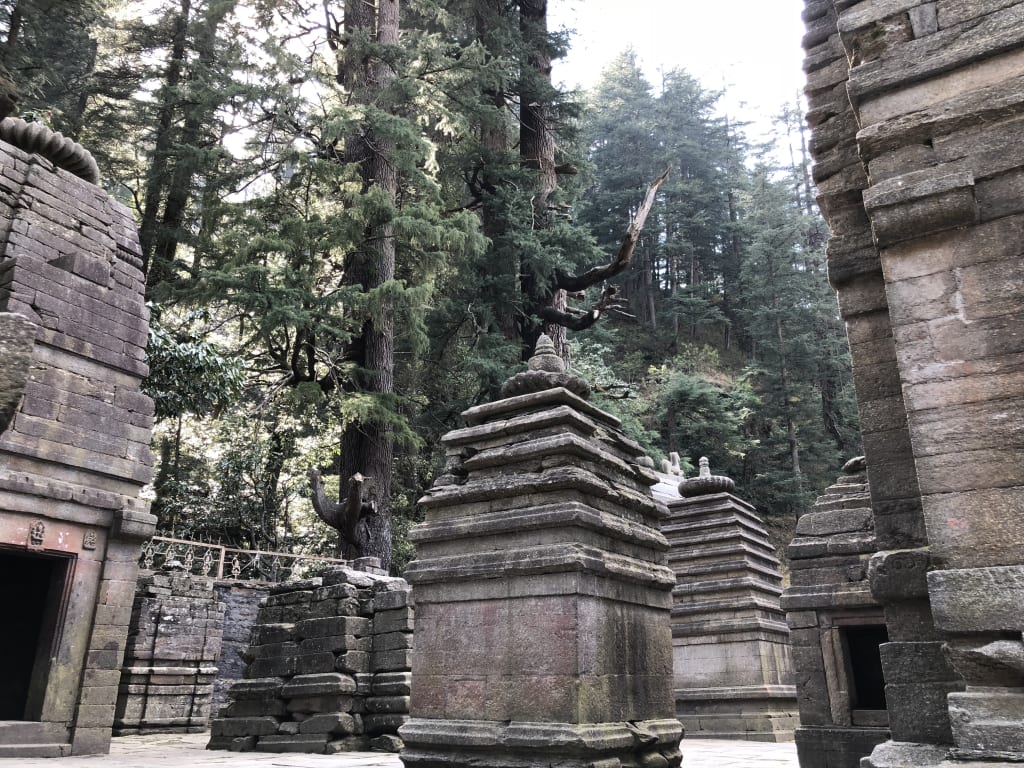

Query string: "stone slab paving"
[[0, 734, 798, 768]]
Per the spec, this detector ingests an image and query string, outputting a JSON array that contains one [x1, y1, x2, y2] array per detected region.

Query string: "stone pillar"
[[656, 458, 798, 742], [400, 336, 682, 768], [114, 567, 224, 734], [0, 133, 155, 757], [208, 564, 413, 754]]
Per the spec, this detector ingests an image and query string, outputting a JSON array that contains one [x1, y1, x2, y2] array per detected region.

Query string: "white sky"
[[549, 0, 807, 142]]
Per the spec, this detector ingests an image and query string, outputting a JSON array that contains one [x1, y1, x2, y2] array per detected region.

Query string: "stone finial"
[[670, 452, 683, 476], [499, 333, 591, 399], [678, 456, 735, 497], [842, 455, 867, 474], [527, 333, 566, 373]]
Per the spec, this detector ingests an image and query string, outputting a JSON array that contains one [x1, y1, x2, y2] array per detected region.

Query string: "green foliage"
[[60, 5, 863, 562], [143, 313, 245, 421]]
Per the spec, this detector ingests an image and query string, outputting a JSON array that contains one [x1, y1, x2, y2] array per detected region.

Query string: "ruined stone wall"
[[0, 136, 155, 756], [114, 570, 224, 735], [208, 565, 412, 753], [800, 1, 1024, 766]]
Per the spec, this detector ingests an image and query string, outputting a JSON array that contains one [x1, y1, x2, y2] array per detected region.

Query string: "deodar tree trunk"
[[325, 0, 398, 569]]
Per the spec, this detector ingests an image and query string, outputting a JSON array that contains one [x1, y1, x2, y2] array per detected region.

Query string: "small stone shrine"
[[0, 127, 156, 756], [113, 566, 225, 735], [400, 336, 682, 768], [782, 458, 891, 768], [208, 563, 412, 753], [654, 456, 798, 741]]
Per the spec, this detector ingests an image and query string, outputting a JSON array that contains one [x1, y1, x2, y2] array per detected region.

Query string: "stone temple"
[[0, 124, 156, 756], [793, 1, 1024, 767], [1, 1, 1024, 764]]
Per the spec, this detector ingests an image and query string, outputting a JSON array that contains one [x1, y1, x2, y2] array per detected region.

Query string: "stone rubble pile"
[[208, 565, 412, 753], [114, 568, 224, 735]]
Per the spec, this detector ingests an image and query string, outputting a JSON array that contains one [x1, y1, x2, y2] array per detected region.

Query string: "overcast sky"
[[549, 0, 807, 140]]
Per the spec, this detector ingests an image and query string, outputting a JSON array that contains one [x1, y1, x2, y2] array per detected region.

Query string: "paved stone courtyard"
[[0, 733, 799, 768]]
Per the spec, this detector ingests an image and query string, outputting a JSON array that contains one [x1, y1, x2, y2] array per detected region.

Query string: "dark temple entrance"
[[0, 549, 71, 720]]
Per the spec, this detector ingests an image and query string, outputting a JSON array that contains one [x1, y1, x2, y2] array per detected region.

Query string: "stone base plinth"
[[795, 726, 889, 768], [400, 718, 682, 768], [677, 685, 798, 742], [114, 665, 218, 735]]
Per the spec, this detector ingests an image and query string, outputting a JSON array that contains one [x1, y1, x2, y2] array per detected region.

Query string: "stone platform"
[[0, 733, 800, 768]]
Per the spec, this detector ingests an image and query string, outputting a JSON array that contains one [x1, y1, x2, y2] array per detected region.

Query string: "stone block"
[[928, 566, 1024, 632], [948, 690, 1024, 753], [336, 651, 370, 674], [284, 695, 354, 714], [868, 548, 930, 601], [373, 608, 414, 634], [300, 635, 369, 654], [362, 713, 409, 735], [296, 616, 371, 639], [251, 624, 296, 645], [372, 589, 411, 611], [372, 631, 414, 651], [281, 673, 357, 698], [298, 713, 357, 735], [227, 677, 284, 700], [366, 696, 410, 714], [210, 717, 278, 737], [372, 672, 412, 696]]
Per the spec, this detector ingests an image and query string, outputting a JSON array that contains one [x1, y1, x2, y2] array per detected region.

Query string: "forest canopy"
[[0, 0, 860, 570]]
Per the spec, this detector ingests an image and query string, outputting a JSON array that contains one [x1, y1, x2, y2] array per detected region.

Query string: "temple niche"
[[0, 127, 156, 755], [798, 1, 1024, 767]]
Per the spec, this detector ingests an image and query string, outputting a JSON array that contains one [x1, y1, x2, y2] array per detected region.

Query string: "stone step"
[[0, 743, 72, 757], [813, 493, 872, 512], [673, 558, 784, 583], [0, 722, 70, 747]]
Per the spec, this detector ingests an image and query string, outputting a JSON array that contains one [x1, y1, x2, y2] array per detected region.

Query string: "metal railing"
[[139, 536, 348, 584]]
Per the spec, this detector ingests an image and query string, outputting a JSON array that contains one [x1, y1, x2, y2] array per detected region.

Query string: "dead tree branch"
[[555, 167, 670, 293]]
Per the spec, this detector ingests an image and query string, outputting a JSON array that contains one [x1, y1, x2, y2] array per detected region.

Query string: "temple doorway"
[[0, 548, 72, 721]]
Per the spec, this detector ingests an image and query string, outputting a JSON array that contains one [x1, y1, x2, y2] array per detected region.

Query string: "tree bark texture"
[[140, 0, 191, 288]]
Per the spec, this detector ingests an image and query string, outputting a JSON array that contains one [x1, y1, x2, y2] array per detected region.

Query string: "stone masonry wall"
[[801, 1, 1024, 766], [114, 569, 224, 735], [0, 135, 155, 756], [208, 565, 412, 753]]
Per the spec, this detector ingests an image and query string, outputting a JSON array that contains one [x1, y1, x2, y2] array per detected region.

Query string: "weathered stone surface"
[[0, 312, 36, 433], [803, 0, 1024, 763], [401, 349, 681, 768], [114, 570, 224, 736], [927, 566, 1024, 632], [654, 462, 798, 742], [0, 137, 153, 757], [211, 564, 412, 753]]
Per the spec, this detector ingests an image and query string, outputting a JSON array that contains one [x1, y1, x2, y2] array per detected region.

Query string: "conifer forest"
[[0, 0, 862, 571]]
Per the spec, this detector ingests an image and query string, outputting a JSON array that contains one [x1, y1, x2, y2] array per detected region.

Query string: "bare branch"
[[556, 167, 670, 292]]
